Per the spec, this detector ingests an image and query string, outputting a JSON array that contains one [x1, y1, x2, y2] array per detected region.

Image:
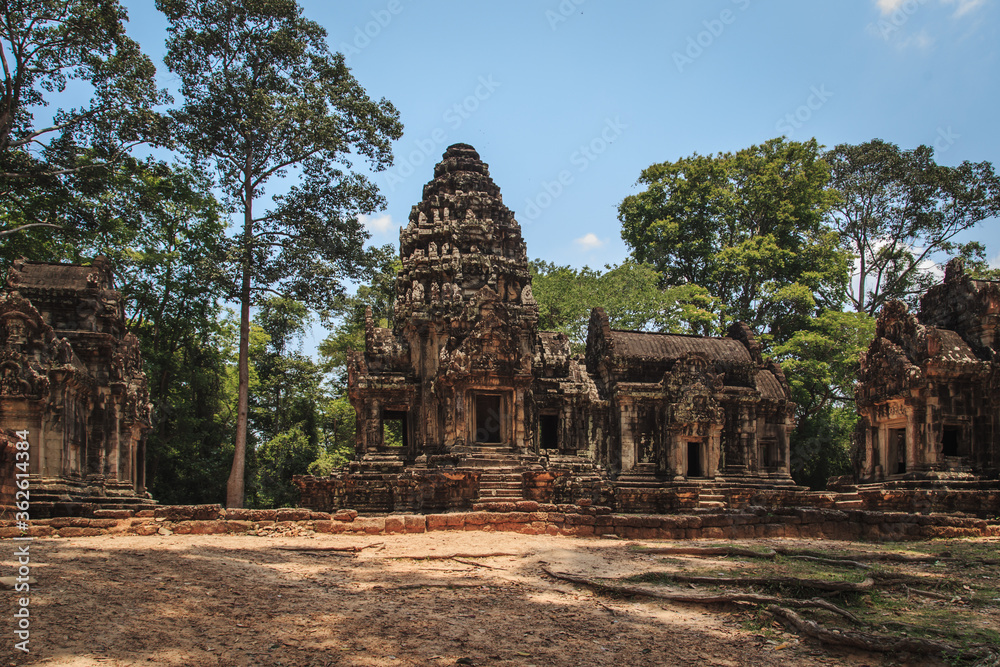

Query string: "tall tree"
[[0, 0, 168, 243], [826, 139, 1000, 315], [158, 0, 403, 507], [618, 138, 850, 345]]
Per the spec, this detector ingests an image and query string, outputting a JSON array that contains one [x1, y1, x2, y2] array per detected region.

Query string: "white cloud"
[[360, 213, 394, 234], [574, 233, 606, 250], [943, 0, 985, 17], [876, 0, 908, 14], [874, 0, 986, 17]]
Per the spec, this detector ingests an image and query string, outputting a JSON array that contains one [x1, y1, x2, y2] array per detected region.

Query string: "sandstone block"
[[403, 515, 426, 533]]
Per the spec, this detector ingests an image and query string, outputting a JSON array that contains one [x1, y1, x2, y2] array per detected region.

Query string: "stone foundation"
[[2, 502, 997, 541]]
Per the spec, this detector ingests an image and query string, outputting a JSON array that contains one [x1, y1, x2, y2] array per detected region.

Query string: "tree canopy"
[[825, 139, 1000, 314], [0, 0, 168, 244], [618, 137, 851, 345]]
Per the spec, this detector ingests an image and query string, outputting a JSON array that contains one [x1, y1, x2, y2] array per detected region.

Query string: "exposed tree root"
[[393, 552, 519, 560], [276, 546, 362, 554], [541, 567, 861, 622], [767, 605, 996, 661], [635, 546, 777, 559], [903, 585, 963, 602], [452, 557, 501, 569], [664, 573, 875, 593], [635, 545, 930, 569], [786, 555, 871, 570], [773, 548, 943, 564]]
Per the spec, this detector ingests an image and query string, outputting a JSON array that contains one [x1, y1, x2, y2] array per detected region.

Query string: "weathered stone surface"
[[0, 258, 154, 515], [855, 259, 1000, 491]]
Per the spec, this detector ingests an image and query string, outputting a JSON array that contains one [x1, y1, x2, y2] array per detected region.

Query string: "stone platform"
[[2, 502, 998, 542]]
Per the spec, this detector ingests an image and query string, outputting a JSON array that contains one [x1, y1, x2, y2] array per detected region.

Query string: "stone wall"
[[294, 470, 481, 514], [2, 502, 997, 541]]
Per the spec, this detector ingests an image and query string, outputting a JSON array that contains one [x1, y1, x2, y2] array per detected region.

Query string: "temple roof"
[[7, 258, 114, 292], [607, 329, 751, 364]]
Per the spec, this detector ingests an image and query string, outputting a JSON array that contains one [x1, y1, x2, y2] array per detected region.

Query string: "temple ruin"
[[296, 144, 799, 513], [854, 258, 1000, 486], [0, 257, 153, 516]]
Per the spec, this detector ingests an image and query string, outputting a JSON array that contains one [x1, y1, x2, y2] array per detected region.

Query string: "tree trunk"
[[226, 164, 255, 508]]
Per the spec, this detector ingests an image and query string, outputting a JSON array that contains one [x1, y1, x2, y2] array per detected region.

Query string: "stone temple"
[[0, 258, 153, 516], [295, 144, 799, 513], [854, 258, 1000, 487]]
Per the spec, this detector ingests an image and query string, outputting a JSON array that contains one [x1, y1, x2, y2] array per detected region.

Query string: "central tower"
[[351, 144, 539, 459]]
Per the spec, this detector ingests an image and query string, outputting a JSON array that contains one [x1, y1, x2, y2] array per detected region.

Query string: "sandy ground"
[[1, 532, 930, 667]]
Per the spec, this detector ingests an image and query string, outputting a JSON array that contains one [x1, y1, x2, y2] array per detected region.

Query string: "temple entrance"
[[687, 441, 703, 478], [474, 394, 503, 444], [539, 413, 559, 449], [942, 425, 960, 458]]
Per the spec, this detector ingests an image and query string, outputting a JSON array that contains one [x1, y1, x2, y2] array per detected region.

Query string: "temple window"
[[382, 410, 408, 448]]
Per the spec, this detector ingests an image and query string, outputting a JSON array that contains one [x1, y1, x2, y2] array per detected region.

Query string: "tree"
[[0, 0, 168, 241], [771, 310, 875, 488], [618, 138, 850, 346], [826, 139, 1000, 315], [529, 260, 719, 348], [158, 0, 403, 507]]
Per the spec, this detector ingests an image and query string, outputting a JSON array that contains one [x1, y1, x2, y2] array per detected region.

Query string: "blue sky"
[[121, 0, 999, 277]]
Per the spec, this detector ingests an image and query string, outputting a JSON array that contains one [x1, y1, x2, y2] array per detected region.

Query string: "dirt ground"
[[0, 532, 972, 667]]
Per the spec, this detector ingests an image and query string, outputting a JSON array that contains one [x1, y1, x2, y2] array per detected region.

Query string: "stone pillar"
[[906, 408, 918, 473], [877, 424, 889, 479], [619, 399, 636, 471], [709, 425, 723, 478]]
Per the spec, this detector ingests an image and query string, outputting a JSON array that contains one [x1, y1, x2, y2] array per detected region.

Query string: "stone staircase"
[[456, 445, 543, 501], [833, 491, 864, 509], [697, 491, 726, 510]]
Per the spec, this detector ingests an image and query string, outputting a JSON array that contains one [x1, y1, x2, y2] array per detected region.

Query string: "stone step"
[[480, 473, 524, 482], [476, 489, 523, 499], [698, 501, 726, 509], [834, 499, 864, 509]]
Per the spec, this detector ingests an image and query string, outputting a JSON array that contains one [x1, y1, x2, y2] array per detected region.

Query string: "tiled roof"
[[607, 330, 751, 364]]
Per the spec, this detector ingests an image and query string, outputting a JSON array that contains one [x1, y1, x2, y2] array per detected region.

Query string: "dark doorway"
[[942, 425, 960, 457], [760, 441, 777, 469], [383, 410, 408, 448], [687, 441, 703, 478], [475, 394, 503, 444], [890, 428, 906, 474], [539, 413, 559, 449]]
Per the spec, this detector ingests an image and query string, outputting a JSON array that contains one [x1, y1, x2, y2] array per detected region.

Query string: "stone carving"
[[0, 257, 153, 510], [855, 258, 999, 483]]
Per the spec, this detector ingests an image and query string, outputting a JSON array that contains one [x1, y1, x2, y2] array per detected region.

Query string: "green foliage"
[[619, 137, 850, 346], [0, 0, 169, 243], [251, 426, 318, 508], [144, 313, 239, 505], [771, 310, 875, 489], [826, 139, 1000, 314], [529, 260, 720, 348], [308, 396, 355, 476]]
